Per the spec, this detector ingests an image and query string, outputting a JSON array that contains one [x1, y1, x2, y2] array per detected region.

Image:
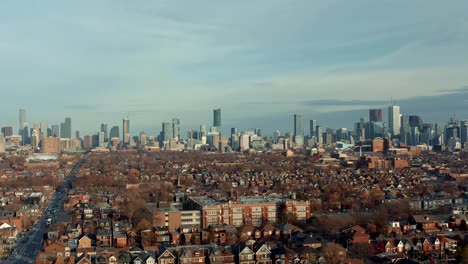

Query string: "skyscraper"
[[101, 123, 108, 141], [40, 120, 48, 139], [294, 114, 303, 137], [309, 120, 317, 137], [172, 118, 180, 140], [369, 109, 382, 122], [162, 122, 173, 142], [51, 125, 60, 137], [461, 120, 468, 145], [294, 114, 304, 146], [19, 108, 27, 133], [110, 126, 119, 139], [1, 126, 13, 137], [60, 118, 72, 138], [388, 105, 401, 137], [123, 117, 130, 145], [213, 108, 221, 131]]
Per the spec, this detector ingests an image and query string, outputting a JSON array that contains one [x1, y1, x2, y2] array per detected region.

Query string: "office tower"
[[21, 125, 29, 145], [400, 115, 410, 145], [309, 120, 317, 137], [172, 118, 180, 140], [1, 126, 13, 137], [213, 108, 221, 131], [293, 114, 304, 146], [445, 117, 460, 144], [39, 121, 48, 140], [51, 125, 59, 137], [200, 125, 207, 138], [140, 131, 147, 145], [294, 114, 303, 136], [231, 128, 237, 136], [101, 123, 108, 141], [461, 120, 468, 145], [0, 135, 5, 153], [19, 108, 27, 133], [207, 132, 220, 149], [83, 135, 93, 149], [31, 129, 40, 147], [162, 122, 173, 142], [316, 126, 323, 145], [273, 130, 281, 144], [123, 117, 130, 145], [336, 128, 348, 142], [75, 130, 80, 139], [60, 118, 72, 138], [388, 105, 400, 136], [369, 109, 382, 122], [98, 132, 105, 147], [110, 126, 119, 139], [65, 118, 71, 138], [420, 123, 434, 145]]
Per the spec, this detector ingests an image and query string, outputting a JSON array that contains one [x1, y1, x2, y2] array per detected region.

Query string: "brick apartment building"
[[188, 197, 311, 228]]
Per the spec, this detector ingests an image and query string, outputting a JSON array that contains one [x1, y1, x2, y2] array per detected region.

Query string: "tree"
[[190, 233, 197, 245], [322, 243, 346, 264], [208, 230, 216, 244], [460, 219, 467, 231]]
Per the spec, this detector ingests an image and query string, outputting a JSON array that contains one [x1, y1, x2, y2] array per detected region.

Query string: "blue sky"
[[1, 0, 468, 136]]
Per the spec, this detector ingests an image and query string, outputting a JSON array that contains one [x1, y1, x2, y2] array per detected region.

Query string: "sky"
[[1, 0, 468, 136]]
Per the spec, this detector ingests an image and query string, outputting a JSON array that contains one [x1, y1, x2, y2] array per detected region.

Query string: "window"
[[251, 207, 261, 212], [207, 210, 218, 215], [233, 207, 243, 213], [252, 213, 262, 218]]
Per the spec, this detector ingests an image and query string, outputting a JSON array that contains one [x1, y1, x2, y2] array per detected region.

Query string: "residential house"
[[209, 248, 235, 264], [157, 249, 176, 264]]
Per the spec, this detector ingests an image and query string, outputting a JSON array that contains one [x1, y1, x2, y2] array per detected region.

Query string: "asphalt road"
[[3, 154, 87, 264]]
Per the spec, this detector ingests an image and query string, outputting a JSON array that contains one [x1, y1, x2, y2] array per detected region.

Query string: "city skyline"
[[1, 1, 468, 134]]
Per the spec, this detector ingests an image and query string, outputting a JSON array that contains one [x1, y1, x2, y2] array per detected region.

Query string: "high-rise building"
[[293, 114, 304, 145], [51, 125, 60, 137], [273, 130, 281, 143], [461, 120, 468, 145], [19, 108, 27, 133], [75, 130, 80, 139], [309, 120, 317, 137], [0, 135, 5, 153], [40, 121, 48, 139], [60, 118, 72, 138], [231, 127, 237, 136], [110, 126, 119, 139], [445, 117, 460, 144], [388, 105, 401, 136], [162, 122, 173, 142], [123, 117, 130, 145], [83, 135, 93, 149], [101, 123, 108, 141], [369, 109, 382, 123], [140, 131, 147, 145], [1, 126, 13, 137], [294, 114, 303, 137], [213, 108, 221, 131], [172, 118, 180, 140], [98, 132, 106, 147]]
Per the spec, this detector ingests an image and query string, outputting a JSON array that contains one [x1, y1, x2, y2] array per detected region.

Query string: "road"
[[3, 154, 87, 264]]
